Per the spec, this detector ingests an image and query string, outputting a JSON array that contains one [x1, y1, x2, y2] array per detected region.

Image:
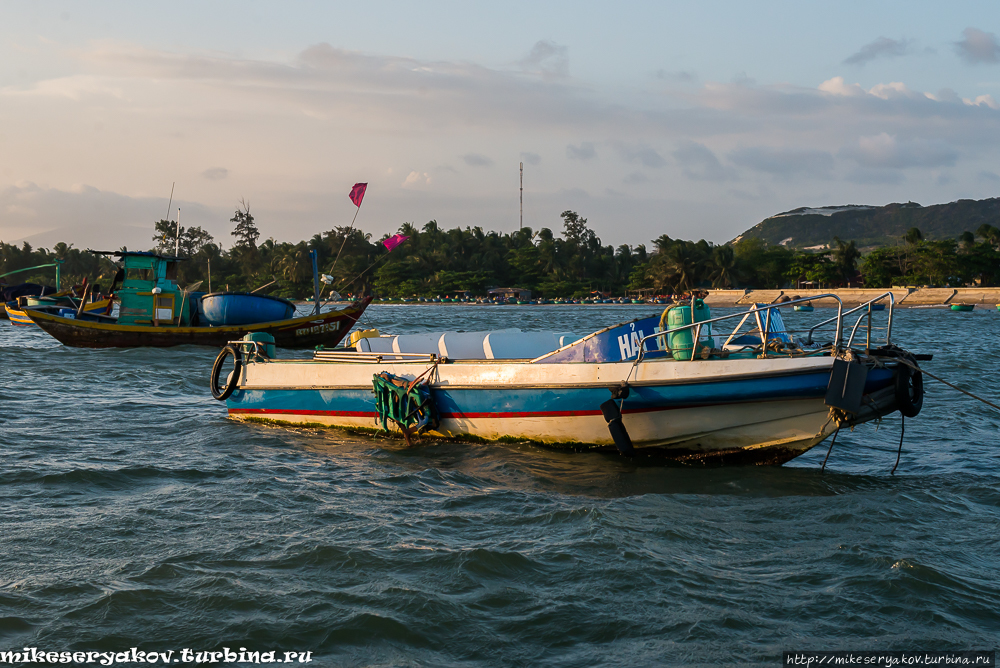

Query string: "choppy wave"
[[2, 306, 999, 665]]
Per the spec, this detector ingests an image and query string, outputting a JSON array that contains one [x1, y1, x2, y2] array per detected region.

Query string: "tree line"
[[2, 208, 998, 299]]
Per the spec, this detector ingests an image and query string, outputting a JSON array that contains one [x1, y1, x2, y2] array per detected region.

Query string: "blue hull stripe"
[[229, 368, 894, 418]]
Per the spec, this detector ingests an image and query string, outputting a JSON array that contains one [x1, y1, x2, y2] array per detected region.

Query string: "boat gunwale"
[[236, 357, 851, 393], [24, 300, 368, 333]]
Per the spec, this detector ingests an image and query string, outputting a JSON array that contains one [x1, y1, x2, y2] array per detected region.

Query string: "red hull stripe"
[[231, 408, 376, 418], [228, 404, 722, 419]]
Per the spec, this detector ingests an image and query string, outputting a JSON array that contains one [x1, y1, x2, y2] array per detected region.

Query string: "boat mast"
[[175, 207, 181, 258], [519, 162, 523, 231]]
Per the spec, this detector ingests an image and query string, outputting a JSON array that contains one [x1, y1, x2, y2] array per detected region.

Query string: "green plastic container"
[[243, 332, 276, 358], [667, 300, 714, 360]]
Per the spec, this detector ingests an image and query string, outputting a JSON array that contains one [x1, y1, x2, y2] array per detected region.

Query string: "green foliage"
[[5, 208, 998, 301], [858, 238, 1000, 288], [903, 227, 923, 245], [230, 200, 260, 250], [785, 251, 838, 288], [153, 220, 215, 258], [733, 238, 794, 288], [0, 241, 118, 290]]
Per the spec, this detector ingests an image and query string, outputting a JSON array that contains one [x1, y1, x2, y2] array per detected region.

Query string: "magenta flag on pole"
[[349, 183, 367, 208], [382, 234, 410, 252]]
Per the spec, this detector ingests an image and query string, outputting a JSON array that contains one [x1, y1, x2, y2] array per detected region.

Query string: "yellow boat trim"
[[26, 302, 366, 334]]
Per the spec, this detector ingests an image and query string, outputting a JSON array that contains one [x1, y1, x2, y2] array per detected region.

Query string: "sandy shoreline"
[[302, 288, 1000, 308]]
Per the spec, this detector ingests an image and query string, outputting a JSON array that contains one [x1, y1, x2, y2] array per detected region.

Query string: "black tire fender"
[[895, 363, 923, 418], [211, 344, 243, 401]]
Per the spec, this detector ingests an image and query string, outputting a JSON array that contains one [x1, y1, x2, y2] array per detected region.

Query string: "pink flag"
[[349, 183, 367, 208], [382, 233, 409, 252]]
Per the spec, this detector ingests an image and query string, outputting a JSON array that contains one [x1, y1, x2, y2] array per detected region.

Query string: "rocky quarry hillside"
[[733, 198, 1000, 249]]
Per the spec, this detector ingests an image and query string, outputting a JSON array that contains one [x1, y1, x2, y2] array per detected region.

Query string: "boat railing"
[[313, 350, 438, 364], [633, 292, 896, 362], [805, 291, 895, 347], [228, 339, 273, 360]]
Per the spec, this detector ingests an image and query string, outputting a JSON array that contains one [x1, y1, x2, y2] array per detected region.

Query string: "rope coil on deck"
[[372, 368, 440, 445]]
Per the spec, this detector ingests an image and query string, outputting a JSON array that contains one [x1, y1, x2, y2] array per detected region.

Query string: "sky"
[[1, 1, 999, 251]]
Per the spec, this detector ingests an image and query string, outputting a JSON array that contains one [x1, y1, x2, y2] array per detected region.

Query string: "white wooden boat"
[[211, 294, 926, 465]]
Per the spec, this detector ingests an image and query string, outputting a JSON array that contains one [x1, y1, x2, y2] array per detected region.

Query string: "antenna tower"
[[519, 162, 523, 230]]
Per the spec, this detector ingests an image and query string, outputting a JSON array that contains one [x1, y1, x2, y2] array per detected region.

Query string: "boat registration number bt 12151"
[[296, 321, 341, 336]]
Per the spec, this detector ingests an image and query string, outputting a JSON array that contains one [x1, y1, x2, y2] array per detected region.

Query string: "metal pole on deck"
[[310, 249, 321, 315], [519, 162, 523, 231], [175, 208, 181, 257]]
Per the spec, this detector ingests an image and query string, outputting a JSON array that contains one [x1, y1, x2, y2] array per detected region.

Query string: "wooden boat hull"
[[5, 304, 36, 326], [25, 297, 371, 348], [225, 354, 902, 465], [5, 298, 112, 326]]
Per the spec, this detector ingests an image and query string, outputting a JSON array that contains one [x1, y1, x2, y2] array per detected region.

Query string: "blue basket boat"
[[200, 292, 296, 326]]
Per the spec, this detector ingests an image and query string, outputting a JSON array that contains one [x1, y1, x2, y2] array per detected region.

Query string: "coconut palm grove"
[[2, 208, 999, 300]]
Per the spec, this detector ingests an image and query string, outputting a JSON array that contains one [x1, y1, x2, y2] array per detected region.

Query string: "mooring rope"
[[891, 415, 905, 475], [821, 428, 839, 472], [895, 358, 1000, 413]]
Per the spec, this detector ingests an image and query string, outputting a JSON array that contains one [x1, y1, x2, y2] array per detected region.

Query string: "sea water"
[[2, 305, 998, 666]]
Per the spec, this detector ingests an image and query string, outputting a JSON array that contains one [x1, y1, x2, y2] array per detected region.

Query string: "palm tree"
[[657, 243, 704, 293], [832, 237, 861, 286], [903, 227, 923, 245], [707, 246, 738, 288], [976, 224, 1000, 249]]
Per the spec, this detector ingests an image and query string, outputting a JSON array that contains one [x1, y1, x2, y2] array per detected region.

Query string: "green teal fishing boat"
[[26, 250, 369, 349]]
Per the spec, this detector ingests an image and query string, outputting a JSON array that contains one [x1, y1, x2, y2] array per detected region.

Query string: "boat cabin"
[[106, 251, 193, 326]]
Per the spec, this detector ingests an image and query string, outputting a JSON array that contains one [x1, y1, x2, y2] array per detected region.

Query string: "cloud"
[[819, 76, 931, 101], [6, 40, 1000, 247], [672, 141, 735, 182], [566, 142, 596, 160], [840, 132, 958, 169], [727, 188, 759, 200], [202, 167, 229, 181], [843, 37, 920, 66], [728, 146, 834, 179], [403, 171, 432, 187], [0, 182, 218, 249], [979, 170, 1000, 182], [57, 42, 610, 135], [615, 142, 666, 168], [866, 81, 924, 100], [655, 69, 696, 83], [934, 88, 963, 104], [817, 76, 866, 97], [518, 40, 569, 79], [844, 168, 905, 185], [955, 28, 1000, 64], [962, 93, 1000, 109], [622, 172, 648, 184], [1, 75, 125, 100], [461, 153, 493, 167], [519, 152, 541, 165]]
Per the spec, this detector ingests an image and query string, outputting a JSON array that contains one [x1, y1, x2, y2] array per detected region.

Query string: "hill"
[[732, 198, 1000, 249]]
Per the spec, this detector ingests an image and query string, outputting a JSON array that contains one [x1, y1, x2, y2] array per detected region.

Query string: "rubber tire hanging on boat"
[[210, 344, 243, 401], [894, 363, 923, 418], [600, 391, 635, 456]]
